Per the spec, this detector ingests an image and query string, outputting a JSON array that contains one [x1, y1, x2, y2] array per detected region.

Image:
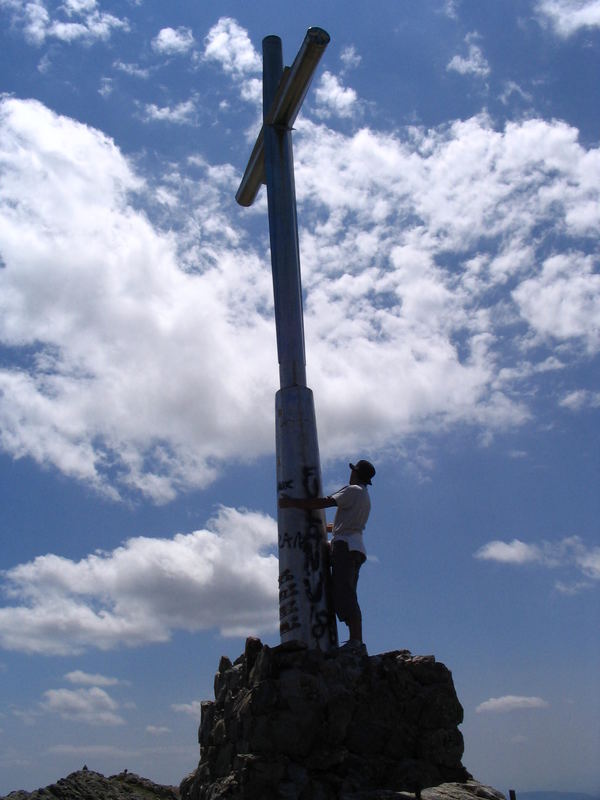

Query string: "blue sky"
[[0, 0, 599, 795]]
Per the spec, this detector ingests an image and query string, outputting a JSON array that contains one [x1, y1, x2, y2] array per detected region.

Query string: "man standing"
[[279, 459, 376, 654]]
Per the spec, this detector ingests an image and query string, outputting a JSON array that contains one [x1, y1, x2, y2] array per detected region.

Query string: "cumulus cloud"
[[292, 114, 599, 452], [0, 506, 278, 654], [536, 0, 600, 36], [203, 17, 262, 105], [41, 686, 125, 725], [315, 72, 359, 119], [447, 33, 490, 78], [0, 96, 275, 500], [142, 99, 197, 125], [203, 17, 261, 74], [151, 26, 195, 56], [476, 695, 549, 713], [475, 539, 541, 564], [513, 254, 600, 353], [475, 536, 600, 592], [2, 0, 129, 45], [0, 95, 599, 500]]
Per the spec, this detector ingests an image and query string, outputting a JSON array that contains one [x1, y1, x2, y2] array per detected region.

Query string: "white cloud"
[[203, 17, 261, 76], [142, 99, 197, 125], [151, 26, 195, 56], [554, 579, 594, 595], [63, 0, 96, 12], [475, 539, 541, 564], [0, 97, 599, 500], [340, 45, 362, 71], [146, 725, 171, 735], [3, 0, 129, 45], [239, 77, 262, 104], [476, 695, 549, 713], [315, 72, 359, 119], [447, 33, 490, 78], [536, 0, 600, 36], [203, 17, 262, 106], [560, 389, 600, 410], [444, 0, 460, 18], [65, 670, 121, 686], [114, 60, 151, 79], [0, 97, 275, 499], [98, 77, 113, 97], [577, 546, 600, 580], [513, 254, 600, 353], [499, 80, 533, 106], [0, 506, 278, 654], [172, 701, 201, 717], [41, 687, 125, 725], [475, 536, 600, 591]]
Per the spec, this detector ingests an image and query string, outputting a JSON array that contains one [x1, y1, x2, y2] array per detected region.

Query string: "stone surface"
[[1, 769, 180, 800], [343, 780, 506, 800], [180, 637, 477, 800]]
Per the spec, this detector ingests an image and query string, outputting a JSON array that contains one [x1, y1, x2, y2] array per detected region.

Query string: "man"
[[279, 459, 376, 654]]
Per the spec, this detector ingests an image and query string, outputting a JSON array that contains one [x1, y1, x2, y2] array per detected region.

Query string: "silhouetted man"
[[279, 459, 376, 654]]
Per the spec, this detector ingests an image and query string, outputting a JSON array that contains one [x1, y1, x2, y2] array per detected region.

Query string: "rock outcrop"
[[1, 772, 505, 800], [1, 769, 179, 800], [180, 637, 477, 800]]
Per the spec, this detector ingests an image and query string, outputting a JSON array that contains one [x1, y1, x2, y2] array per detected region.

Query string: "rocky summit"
[[180, 637, 485, 800], [1, 769, 179, 800]]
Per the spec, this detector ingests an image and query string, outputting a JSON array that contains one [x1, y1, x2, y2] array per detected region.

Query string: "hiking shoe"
[[338, 639, 367, 656]]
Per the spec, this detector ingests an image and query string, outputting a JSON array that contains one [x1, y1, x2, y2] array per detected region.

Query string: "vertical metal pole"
[[262, 35, 306, 390], [263, 36, 337, 650]]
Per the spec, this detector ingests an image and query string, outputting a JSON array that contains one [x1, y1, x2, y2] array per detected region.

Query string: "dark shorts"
[[331, 540, 366, 623]]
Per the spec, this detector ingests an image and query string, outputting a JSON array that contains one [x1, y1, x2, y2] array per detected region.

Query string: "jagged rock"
[[1, 769, 179, 800], [342, 780, 506, 800], [180, 638, 478, 800]]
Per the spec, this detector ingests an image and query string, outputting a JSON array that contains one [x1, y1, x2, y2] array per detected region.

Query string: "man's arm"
[[279, 495, 337, 510]]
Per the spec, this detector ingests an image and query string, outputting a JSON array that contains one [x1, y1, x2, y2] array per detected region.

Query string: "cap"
[[349, 459, 376, 485]]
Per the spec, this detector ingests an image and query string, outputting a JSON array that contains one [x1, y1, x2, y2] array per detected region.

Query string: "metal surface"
[[262, 35, 306, 390], [265, 27, 330, 128], [236, 28, 336, 650], [276, 387, 337, 648], [236, 28, 330, 207]]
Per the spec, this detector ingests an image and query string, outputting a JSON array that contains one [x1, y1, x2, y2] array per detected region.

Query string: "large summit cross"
[[236, 28, 337, 651]]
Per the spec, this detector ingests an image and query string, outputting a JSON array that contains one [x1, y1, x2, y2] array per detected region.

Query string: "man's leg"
[[331, 542, 364, 643], [347, 550, 364, 642], [348, 608, 362, 643]]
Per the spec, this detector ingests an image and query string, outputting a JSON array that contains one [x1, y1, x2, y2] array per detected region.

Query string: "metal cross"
[[236, 28, 337, 650]]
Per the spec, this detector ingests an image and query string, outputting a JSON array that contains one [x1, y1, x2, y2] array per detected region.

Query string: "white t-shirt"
[[330, 483, 371, 556]]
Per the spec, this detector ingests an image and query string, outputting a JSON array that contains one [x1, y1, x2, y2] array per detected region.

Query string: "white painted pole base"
[[275, 386, 338, 651]]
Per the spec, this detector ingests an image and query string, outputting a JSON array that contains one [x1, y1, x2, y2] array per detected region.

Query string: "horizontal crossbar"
[[236, 27, 330, 207]]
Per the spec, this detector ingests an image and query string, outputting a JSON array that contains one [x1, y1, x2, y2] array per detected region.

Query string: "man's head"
[[349, 459, 376, 485]]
